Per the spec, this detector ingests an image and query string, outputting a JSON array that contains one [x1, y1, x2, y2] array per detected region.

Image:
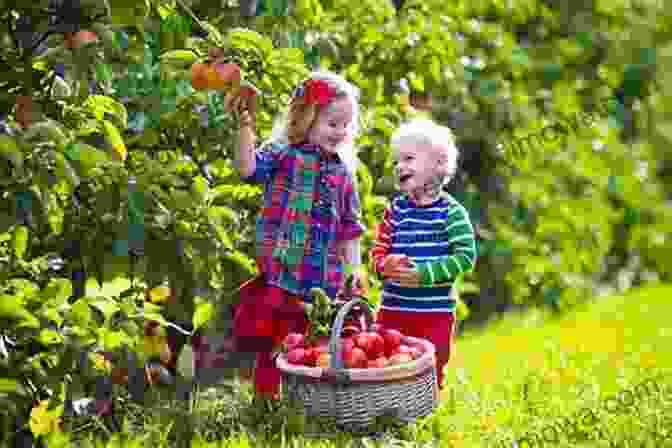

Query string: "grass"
[[440, 283, 672, 447], [66, 284, 672, 447]]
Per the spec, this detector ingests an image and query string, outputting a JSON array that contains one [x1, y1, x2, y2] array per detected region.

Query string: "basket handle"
[[328, 298, 374, 371]]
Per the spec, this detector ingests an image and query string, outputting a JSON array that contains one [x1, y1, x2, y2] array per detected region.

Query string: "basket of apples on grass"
[[275, 281, 439, 432]]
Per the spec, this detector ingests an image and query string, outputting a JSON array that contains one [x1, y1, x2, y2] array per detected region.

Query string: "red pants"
[[233, 278, 307, 399], [376, 309, 456, 389]]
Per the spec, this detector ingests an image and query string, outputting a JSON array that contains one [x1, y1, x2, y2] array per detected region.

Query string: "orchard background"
[[0, 0, 671, 446]]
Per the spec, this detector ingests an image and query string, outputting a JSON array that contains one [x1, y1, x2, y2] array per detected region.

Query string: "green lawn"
[[73, 284, 672, 447], [438, 283, 672, 447]]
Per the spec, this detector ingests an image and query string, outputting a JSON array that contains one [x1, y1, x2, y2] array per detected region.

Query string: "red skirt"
[[232, 276, 307, 353]]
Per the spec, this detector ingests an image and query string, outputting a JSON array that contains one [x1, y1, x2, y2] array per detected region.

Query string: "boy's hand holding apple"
[[382, 254, 421, 287]]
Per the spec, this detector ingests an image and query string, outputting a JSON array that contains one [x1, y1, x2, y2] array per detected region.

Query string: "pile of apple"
[[283, 325, 422, 369]]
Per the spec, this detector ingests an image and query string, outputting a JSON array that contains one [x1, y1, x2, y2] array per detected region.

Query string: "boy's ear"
[[434, 152, 451, 177]]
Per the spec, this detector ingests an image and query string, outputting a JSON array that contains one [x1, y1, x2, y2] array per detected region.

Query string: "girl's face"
[[307, 96, 354, 154]]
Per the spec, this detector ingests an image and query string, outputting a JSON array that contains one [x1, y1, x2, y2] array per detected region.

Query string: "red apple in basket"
[[369, 333, 385, 358], [344, 347, 368, 369], [354, 332, 384, 358], [370, 323, 384, 333], [341, 337, 355, 354], [381, 329, 402, 355], [303, 347, 319, 367], [287, 348, 308, 366], [367, 357, 388, 368], [284, 333, 305, 351], [366, 333, 385, 358]]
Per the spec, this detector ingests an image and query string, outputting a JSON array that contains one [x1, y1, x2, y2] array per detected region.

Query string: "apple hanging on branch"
[[63, 30, 98, 50], [190, 60, 260, 99]]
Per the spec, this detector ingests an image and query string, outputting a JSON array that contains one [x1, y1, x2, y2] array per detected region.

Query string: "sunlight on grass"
[[75, 285, 672, 447], [440, 284, 672, 447]]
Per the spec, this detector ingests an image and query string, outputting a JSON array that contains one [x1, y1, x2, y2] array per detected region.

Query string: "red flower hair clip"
[[293, 79, 337, 106]]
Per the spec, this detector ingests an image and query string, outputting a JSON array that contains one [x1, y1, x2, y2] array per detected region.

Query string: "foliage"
[[289, 0, 672, 312], [0, 0, 312, 443]]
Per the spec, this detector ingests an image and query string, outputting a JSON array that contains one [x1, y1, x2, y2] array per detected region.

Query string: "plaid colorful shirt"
[[242, 142, 365, 300]]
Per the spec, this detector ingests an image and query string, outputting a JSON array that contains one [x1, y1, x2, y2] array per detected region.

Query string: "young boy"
[[370, 118, 477, 390]]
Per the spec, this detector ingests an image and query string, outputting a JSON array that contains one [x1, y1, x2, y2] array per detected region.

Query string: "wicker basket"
[[276, 298, 439, 432]]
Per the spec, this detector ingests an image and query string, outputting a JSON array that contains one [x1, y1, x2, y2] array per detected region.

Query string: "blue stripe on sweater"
[[381, 295, 456, 311], [384, 282, 452, 298]]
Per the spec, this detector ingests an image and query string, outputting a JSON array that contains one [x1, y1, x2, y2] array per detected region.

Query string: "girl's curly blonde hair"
[[286, 101, 319, 145]]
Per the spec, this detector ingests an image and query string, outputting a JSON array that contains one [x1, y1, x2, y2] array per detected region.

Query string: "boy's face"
[[393, 141, 441, 195], [307, 96, 354, 154]]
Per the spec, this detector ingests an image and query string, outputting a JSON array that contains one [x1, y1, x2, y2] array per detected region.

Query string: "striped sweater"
[[370, 193, 477, 313]]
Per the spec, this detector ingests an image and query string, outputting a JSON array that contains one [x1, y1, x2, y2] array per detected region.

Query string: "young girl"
[[370, 119, 477, 390], [225, 72, 365, 401]]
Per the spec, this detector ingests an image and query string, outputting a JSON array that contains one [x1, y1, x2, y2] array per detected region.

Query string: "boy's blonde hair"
[[390, 118, 459, 181]]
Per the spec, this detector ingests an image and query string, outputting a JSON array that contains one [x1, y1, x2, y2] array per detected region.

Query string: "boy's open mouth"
[[399, 174, 412, 183]]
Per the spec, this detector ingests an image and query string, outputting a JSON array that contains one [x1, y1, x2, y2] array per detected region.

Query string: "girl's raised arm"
[[225, 92, 257, 178]]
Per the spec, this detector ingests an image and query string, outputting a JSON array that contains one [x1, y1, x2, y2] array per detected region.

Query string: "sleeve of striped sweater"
[[415, 204, 477, 287], [369, 206, 393, 276]]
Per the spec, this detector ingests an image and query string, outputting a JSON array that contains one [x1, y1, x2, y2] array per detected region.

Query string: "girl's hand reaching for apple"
[[224, 89, 256, 129]]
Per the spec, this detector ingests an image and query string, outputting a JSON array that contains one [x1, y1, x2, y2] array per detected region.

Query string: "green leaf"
[[53, 152, 81, 187], [0, 295, 28, 318], [191, 176, 209, 203], [0, 378, 20, 393], [0, 135, 24, 173], [98, 328, 128, 351], [72, 143, 110, 176], [44, 431, 70, 448], [83, 95, 128, 130], [71, 299, 92, 324], [95, 63, 114, 84], [41, 279, 73, 305], [142, 302, 163, 316], [176, 344, 194, 380], [101, 276, 132, 298], [37, 329, 64, 346], [6, 279, 40, 301], [228, 28, 274, 57], [85, 278, 102, 297], [109, 0, 150, 30], [22, 120, 68, 147], [192, 302, 213, 331], [207, 206, 237, 225], [160, 50, 199, 68], [12, 225, 28, 260], [89, 298, 121, 321], [157, 3, 177, 18]]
